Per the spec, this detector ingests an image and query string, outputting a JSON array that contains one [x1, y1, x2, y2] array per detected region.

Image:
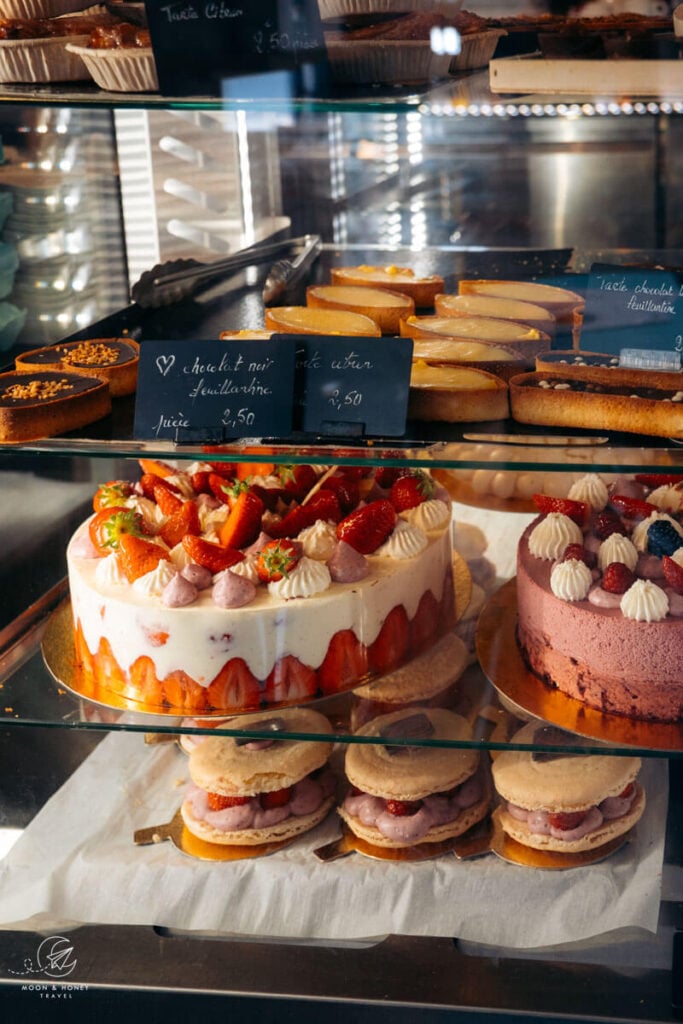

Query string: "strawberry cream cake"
[[516, 475, 683, 723], [67, 461, 454, 714]]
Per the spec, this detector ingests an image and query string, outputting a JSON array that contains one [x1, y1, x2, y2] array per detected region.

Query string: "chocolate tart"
[[509, 369, 683, 439], [0, 369, 111, 442], [535, 350, 683, 390], [16, 337, 139, 396]]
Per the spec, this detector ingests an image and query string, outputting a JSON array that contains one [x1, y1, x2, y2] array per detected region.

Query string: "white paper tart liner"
[[318, 0, 458, 18], [448, 29, 506, 72], [0, 36, 90, 83], [325, 39, 452, 84], [1, 0, 85, 16], [65, 44, 158, 92]]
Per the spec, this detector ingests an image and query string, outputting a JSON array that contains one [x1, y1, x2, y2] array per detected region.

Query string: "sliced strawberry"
[[547, 810, 587, 831], [89, 506, 145, 554], [386, 799, 422, 817], [154, 483, 183, 517], [181, 534, 245, 574], [635, 474, 683, 487], [561, 543, 596, 569], [277, 464, 318, 501], [409, 589, 440, 653], [532, 494, 589, 526], [269, 490, 341, 539], [205, 658, 261, 712], [139, 472, 181, 503], [262, 655, 318, 704], [207, 792, 252, 811], [318, 629, 368, 695], [118, 534, 170, 583], [256, 539, 301, 582], [218, 490, 264, 549], [159, 500, 201, 548], [236, 461, 275, 480], [248, 482, 284, 511], [368, 605, 409, 674], [206, 461, 237, 478], [601, 562, 636, 595], [190, 470, 213, 495], [663, 554, 683, 595], [162, 669, 207, 712], [138, 458, 174, 479], [93, 479, 134, 512], [128, 654, 166, 708], [337, 499, 396, 555], [374, 467, 407, 489], [609, 494, 657, 519], [390, 470, 436, 512], [319, 473, 360, 515], [260, 787, 293, 809]]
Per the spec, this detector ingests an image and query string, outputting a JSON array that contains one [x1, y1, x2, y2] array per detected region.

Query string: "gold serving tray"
[[476, 579, 683, 753]]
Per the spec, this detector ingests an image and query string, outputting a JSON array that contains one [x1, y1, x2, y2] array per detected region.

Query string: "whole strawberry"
[[256, 539, 302, 582], [337, 499, 396, 555], [89, 506, 145, 554], [593, 510, 624, 541], [601, 562, 636, 595], [390, 470, 436, 512], [561, 543, 596, 569], [532, 494, 589, 526]]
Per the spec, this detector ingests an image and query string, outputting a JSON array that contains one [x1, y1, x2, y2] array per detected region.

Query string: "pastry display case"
[[0, 3, 682, 1020]]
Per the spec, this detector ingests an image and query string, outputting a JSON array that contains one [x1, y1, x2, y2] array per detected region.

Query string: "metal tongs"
[[130, 234, 321, 309]]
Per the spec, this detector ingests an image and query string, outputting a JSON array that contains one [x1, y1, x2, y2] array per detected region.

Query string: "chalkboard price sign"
[[133, 338, 297, 442], [144, 0, 328, 97], [285, 335, 414, 437], [581, 262, 683, 361]]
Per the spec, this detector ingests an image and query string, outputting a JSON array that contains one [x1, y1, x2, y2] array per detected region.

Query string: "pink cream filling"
[[187, 769, 335, 832], [506, 787, 636, 842], [343, 764, 484, 843]]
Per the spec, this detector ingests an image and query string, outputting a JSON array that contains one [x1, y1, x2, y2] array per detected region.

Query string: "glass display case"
[[0, 10, 681, 1020]]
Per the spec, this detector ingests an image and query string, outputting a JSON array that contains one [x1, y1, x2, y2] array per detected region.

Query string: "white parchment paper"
[[0, 731, 667, 947]]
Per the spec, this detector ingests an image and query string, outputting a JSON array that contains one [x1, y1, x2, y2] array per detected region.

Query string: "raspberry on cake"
[[67, 461, 455, 713], [516, 481, 683, 722]]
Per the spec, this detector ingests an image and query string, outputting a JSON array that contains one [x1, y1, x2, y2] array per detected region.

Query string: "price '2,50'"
[[222, 408, 256, 428], [328, 388, 363, 412]]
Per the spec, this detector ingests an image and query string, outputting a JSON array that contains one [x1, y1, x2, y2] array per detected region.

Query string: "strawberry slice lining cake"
[[515, 476, 683, 723], [67, 461, 455, 713]]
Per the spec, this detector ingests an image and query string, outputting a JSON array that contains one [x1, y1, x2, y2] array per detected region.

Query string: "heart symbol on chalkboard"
[[156, 355, 175, 377]]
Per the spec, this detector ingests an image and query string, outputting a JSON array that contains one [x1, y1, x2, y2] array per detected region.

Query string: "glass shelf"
[[1, 72, 683, 117]]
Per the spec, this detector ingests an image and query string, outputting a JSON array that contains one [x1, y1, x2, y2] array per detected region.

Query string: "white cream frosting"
[[620, 579, 669, 622], [298, 520, 338, 561], [376, 519, 428, 559], [229, 555, 261, 585], [597, 533, 638, 572], [550, 558, 592, 601], [163, 473, 195, 498], [170, 542, 192, 570], [132, 559, 177, 598], [567, 474, 608, 511], [632, 512, 683, 552], [648, 485, 682, 513], [401, 499, 450, 532], [528, 513, 582, 561], [198, 504, 229, 534], [95, 552, 127, 587], [267, 556, 332, 600], [126, 495, 165, 530]]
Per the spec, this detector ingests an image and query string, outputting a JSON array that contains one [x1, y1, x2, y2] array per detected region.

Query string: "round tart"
[[0, 369, 111, 442], [401, 313, 548, 348], [434, 293, 557, 336], [458, 280, 585, 323], [411, 338, 536, 382], [408, 360, 509, 422], [492, 723, 645, 854], [330, 265, 444, 307], [264, 305, 381, 336], [306, 284, 414, 335], [16, 337, 139, 396]]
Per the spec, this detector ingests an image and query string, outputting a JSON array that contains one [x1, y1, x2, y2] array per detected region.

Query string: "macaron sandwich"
[[491, 723, 645, 854], [181, 707, 335, 846], [351, 632, 469, 729], [339, 707, 491, 849]]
